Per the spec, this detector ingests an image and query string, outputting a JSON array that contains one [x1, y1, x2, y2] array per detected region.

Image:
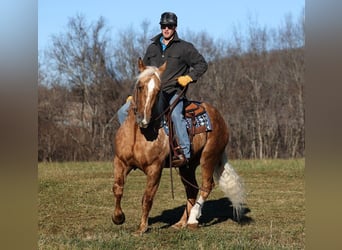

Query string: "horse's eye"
[[137, 85, 143, 91]]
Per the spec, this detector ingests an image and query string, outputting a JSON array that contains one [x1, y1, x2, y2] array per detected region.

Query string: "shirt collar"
[[160, 36, 167, 51]]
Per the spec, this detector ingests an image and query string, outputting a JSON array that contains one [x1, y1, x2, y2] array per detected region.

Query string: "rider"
[[117, 12, 208, 167]]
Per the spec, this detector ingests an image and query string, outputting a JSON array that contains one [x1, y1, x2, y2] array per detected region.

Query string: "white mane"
[[137, 66, 160, 82]]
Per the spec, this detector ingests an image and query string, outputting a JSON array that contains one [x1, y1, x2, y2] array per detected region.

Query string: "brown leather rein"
[[154, 86, 208, 198]]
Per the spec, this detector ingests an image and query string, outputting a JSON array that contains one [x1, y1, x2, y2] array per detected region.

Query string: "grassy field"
[[38, 159, 305, 249]]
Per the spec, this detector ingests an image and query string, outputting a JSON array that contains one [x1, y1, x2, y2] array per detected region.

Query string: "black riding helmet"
[[159, 12, 177, 26]]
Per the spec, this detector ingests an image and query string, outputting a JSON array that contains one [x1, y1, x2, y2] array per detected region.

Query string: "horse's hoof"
[[171, 222, 186, 230], [133, 226, 148, 236], [132, 230, 143, 237], [187, 223, 199, 230], [112, 213, 125, 225]]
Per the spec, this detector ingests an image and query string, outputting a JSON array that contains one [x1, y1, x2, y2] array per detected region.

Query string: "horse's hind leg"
[[172, 165, 199, 229], [187, 153, 219, 227], [112, 156, 132, 225]]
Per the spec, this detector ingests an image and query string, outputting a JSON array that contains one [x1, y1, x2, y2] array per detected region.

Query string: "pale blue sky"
[[38, 0, 304, 50]]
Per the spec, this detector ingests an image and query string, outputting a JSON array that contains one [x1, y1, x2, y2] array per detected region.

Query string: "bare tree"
[[274, 12, 305, 157], [46, 14, 121, 160], [38, 82, 69, 161], [111, 20, 156, 101]]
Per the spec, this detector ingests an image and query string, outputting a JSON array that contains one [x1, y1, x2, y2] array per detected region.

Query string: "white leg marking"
[[188, 196, 204, 224]]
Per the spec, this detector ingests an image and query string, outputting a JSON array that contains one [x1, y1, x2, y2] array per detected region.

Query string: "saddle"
[[184, 101, 207, 135]]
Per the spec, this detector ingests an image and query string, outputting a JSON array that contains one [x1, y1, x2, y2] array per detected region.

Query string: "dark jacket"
[[143, 32, 208, 95]]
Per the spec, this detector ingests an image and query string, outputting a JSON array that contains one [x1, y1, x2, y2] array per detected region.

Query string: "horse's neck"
[[126, 108, 138, 129], [126, 108, 163, 141]]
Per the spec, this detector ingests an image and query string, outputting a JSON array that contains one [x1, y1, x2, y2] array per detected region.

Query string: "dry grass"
[[38, 159, 305, 249]]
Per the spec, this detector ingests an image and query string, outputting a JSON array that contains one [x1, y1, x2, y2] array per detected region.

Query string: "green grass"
[[38, 159, 305, 249]]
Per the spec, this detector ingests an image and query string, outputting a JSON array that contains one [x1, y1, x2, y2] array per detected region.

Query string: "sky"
[[38, 0, 304, 51]]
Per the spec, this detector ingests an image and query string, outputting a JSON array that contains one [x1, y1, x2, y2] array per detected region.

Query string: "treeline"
[[38, 12, 304, 161]]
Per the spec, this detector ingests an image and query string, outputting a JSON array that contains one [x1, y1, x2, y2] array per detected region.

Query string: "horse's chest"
[[134, 139, 167, 154], [132, 133, 169, 164]]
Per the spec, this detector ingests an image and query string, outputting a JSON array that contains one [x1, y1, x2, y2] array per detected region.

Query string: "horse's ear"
[[158, 61, 167, 75], [138, 57, 145, 72]]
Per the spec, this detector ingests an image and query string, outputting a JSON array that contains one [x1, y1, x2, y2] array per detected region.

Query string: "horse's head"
[[133, 58, 166, 128]]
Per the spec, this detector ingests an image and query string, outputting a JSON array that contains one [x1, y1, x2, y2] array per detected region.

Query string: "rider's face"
[[161, 25, 176, 40]]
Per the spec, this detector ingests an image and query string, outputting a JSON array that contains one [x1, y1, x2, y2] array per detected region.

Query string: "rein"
[[153, 79, 186, 122], [161, 87, 208, 198], [154, 85, 208, 197], [154, 85, 187, 199]]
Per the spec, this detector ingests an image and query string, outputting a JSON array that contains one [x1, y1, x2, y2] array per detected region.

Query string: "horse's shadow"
[[149, 198, 253, 229]]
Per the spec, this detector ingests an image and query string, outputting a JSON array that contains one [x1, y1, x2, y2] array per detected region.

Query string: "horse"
[[112, 58, 245, 235]]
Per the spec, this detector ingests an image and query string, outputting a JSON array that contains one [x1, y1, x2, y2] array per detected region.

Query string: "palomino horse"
[[112, 58, 245, 235]]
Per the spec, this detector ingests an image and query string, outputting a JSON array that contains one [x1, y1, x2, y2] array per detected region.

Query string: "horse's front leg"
[[112, 156, 132, 225], [136, 164, 163, 235]]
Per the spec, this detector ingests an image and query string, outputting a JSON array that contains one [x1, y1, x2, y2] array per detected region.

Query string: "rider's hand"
[[177, 75, 193, 87], [126, 96, 133, 102]]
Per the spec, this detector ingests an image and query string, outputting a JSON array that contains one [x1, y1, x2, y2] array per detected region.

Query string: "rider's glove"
[[177, 75, 193, 87], [126, 96, 133, 102]]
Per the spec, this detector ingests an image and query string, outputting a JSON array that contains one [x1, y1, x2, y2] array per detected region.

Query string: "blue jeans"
[[169, 95, 190, 159], [117, 100, 131, 125], [117, 94, 190, 159]]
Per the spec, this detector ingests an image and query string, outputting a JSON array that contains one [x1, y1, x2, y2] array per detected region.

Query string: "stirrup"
[[172, 154, 188, 168]]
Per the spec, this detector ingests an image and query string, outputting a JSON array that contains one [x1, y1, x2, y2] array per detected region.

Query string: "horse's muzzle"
[[136, 115, 149, 128], [138, 121, 148, 128]]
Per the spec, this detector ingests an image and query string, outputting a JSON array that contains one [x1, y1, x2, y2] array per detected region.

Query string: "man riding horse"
[[117, 12, 208, 167]]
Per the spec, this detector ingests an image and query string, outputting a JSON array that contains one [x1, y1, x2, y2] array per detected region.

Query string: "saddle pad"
[[185, 112, 212, 132], [163, 112, 212, 135]]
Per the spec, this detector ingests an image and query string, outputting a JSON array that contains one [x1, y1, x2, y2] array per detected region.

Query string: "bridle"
[[132, 70, 163, 116]]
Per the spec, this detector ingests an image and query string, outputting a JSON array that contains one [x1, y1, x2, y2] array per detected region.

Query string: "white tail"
[[214, 153, 246, 220]]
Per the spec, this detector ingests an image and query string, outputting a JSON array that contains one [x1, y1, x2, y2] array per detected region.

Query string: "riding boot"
[[172, 153, 189, 168]]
